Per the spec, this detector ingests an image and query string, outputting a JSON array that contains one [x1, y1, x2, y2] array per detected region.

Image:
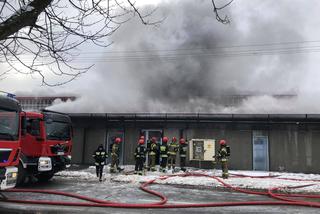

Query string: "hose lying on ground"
[[1, 172, 320, 209]]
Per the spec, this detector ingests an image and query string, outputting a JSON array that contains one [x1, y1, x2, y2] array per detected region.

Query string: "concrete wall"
[[227, 130, 252, 170], [123, 127, 140, 164], [83, 128, 106, 164], [71, 127, 85, 164], [269, 126, 320, 173], [311, 131, 320, 172], [164, 128, 181, 141]]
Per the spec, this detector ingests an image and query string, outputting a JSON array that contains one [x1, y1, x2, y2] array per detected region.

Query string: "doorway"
[[106, 129, 124, 165], [141, 129, 163, 165], [252, 131, 269, 171]]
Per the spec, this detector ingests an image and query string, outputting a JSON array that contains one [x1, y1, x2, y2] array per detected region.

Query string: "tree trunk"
[[0, 0, 53, 41]]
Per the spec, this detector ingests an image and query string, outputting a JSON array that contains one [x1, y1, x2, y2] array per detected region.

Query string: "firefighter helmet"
[[115, 137, 122, 144], [162, 136, 168, 143], [219, 139, 226, 145], [179, 138, 186, 144], [138, 139, 144, 145], [151, 137, 157, 142], [140, 135, 145, 139], [172, 137, 177, 142]]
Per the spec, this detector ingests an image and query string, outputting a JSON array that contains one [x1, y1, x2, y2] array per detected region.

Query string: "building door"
[[252, 131, 269, 171], [141, 129, 163, 165], [106, 129, 124, 165]]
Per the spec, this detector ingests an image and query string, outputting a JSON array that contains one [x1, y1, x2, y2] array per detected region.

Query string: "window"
[[26, 119, 40, 136]]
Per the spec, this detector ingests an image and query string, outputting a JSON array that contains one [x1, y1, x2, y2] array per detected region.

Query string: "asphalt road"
[[0, 175, 319, 214]]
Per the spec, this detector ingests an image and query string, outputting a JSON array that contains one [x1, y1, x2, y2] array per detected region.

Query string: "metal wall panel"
[[70, 127, 85, 164], [83, 128, 106, 164]]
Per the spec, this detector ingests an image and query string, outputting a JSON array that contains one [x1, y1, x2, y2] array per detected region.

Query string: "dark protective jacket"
[[134, 145, 147, 159], [92, 145, 108, 165], [179, 144, 188, 157], [217, 145, 229, 162], [159, 144, 168, 157]]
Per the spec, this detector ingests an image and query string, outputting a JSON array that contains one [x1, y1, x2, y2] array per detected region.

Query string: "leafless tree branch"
[[0, 0, 232, 86], [0, 0, 158, 86], [212, 0, 233, 24]]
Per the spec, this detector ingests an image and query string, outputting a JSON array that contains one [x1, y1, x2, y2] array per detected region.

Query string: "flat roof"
[[68, 113, 320, 123]]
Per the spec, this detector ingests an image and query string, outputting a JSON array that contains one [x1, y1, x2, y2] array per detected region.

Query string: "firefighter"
[[110, 137, 122, 173], [92, 144, 108, 181], [216, 139, 230, 179], [159, 137, 169, 172], [168, 137, 178, 170], [148, 137, 158, 171], [134, 139, 147, 175], [179, 138, 188, 172]]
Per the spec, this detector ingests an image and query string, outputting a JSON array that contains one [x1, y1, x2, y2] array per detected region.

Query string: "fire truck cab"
[[17, 110, 72, 184], [0, 95, 23, 190]]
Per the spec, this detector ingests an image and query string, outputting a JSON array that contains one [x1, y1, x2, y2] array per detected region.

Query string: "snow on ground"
[[57, 166, 320, 193]]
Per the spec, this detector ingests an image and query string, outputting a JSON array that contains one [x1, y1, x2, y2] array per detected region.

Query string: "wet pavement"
[[0, 173, 319, 214]]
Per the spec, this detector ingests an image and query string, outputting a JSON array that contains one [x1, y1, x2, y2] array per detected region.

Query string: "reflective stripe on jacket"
[[160, 145, 168, 157]]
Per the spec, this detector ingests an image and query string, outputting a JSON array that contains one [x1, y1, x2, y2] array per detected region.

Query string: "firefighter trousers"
[[180, 156, 186, 171], [110, 155, 120, 173], [95, 165, 104, 180], [160, 157, 168, 171], [148, 155, 156, 171], [135, 157, 145, 173], [168, 154, 176, 169], [221, 160, 229, 179]]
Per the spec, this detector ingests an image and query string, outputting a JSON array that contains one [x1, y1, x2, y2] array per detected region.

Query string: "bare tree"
[[0, 0, 232, 86]]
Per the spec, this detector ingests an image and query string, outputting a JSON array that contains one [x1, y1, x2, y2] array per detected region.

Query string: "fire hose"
[[0, 172, 320, 209]]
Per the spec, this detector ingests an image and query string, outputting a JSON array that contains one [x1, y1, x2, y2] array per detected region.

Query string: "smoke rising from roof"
[[48, 0, 320, 113]]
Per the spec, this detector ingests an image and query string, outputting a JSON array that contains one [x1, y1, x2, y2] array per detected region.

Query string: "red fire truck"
[[17, 110, 73, 184], [0, 94, 23, 189]]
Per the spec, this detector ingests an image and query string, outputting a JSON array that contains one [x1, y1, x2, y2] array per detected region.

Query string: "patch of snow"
[[57, 165, 320, 193]]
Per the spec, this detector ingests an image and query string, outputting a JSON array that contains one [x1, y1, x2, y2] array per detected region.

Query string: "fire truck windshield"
[[0, 109, 19, 141], [46, 121, 71, 141]]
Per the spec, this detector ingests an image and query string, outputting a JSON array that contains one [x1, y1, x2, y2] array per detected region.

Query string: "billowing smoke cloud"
[[48, 0, 320, 113]]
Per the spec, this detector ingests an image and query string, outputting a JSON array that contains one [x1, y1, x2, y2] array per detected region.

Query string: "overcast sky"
[[2, 0, 320, 113]]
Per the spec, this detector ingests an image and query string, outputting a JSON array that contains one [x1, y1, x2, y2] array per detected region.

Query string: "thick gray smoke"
[[49, 0, 320, 113]]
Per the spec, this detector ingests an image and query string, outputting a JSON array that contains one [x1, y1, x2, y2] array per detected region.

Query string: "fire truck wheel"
[[36, 172, 54, 182], [16, 162, 27, 186]]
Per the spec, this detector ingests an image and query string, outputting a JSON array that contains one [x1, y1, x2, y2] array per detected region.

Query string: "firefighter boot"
[[222, 172, 229, 179]]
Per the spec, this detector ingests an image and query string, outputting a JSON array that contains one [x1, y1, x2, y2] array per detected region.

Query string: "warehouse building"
[[69, 113, 320, 174]]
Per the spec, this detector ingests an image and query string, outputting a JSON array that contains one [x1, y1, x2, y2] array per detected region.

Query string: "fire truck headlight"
[[5, 168, 18, 188], [38, 157, 52, 172], [11, 172, 17, 178], [7, 172, 17, 179]]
